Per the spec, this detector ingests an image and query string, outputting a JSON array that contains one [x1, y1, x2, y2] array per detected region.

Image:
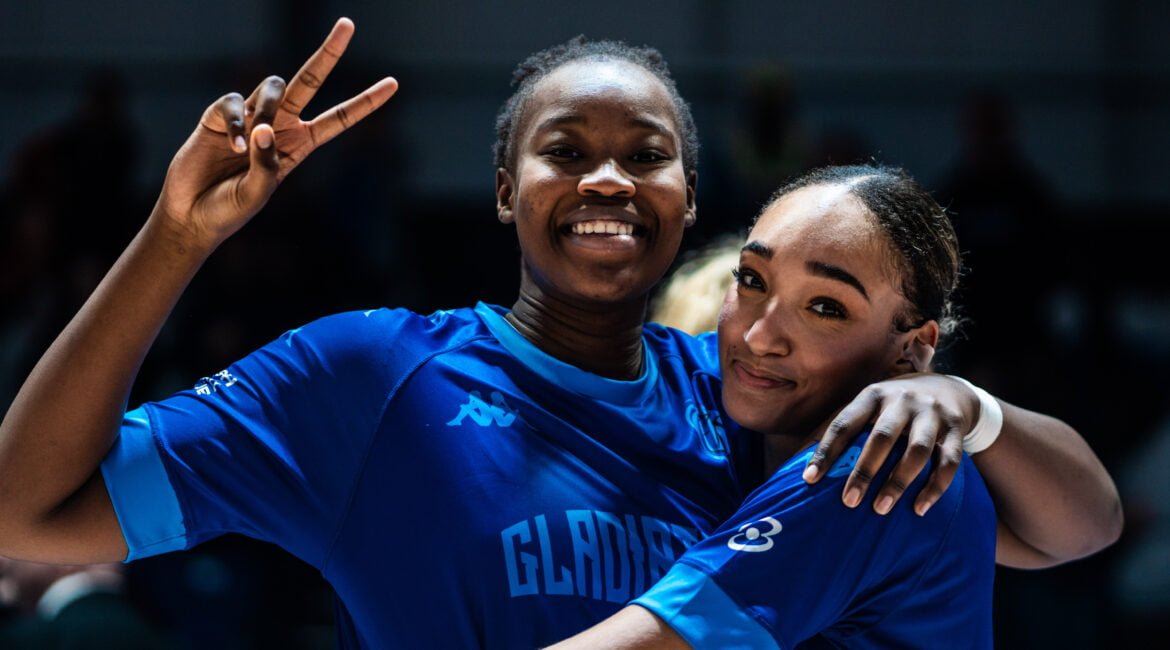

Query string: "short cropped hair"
[[493, 36, 699, 176]]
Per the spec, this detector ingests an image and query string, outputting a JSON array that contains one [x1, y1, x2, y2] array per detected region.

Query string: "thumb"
[[237, 123, 280, 212]]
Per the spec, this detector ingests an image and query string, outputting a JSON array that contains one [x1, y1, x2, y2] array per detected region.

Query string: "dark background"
[[1, 1, 1168, 648]]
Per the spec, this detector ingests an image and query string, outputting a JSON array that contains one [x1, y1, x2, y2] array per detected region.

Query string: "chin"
[[728, 399, 828, 443], [724, 399, 785, 435]]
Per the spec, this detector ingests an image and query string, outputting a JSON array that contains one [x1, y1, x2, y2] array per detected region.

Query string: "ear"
[[496, 168, 516, 224], [684, 170, 697, 228], [889, 320, 940, 376]]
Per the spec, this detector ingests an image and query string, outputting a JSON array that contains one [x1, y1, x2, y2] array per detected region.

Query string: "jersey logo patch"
[[447, 390, 518, 427], [685, 401, 728, 455], [727, 517, 782, 553], [194, 370, 238, 395]]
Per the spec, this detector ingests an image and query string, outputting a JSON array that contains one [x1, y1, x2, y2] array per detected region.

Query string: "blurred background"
[[1, 1, 1167, 647]]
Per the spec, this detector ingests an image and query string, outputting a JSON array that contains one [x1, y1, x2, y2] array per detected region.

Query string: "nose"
[[579, 160, 635, 198], [742, 305, 792, 357]]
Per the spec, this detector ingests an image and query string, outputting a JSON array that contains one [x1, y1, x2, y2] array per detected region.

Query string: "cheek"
[[647, 171, 691, 215], [513, 164, 565, 212], [512, 198, 545, 253], [804, 337, 893, 397], [716, 293, 750, 346], [716, 288, 736, 329]]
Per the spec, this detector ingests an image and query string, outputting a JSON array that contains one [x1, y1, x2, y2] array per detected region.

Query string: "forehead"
[[751, 184, 898, 280], [520, 59, 681, 137]]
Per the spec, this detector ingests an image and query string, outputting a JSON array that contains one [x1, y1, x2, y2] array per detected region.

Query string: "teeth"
[[571, 221, 635, 236]]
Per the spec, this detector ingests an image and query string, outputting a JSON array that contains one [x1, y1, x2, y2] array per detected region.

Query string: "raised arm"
[[0, 18, 396, 564], [804, 373, 1122, 568]]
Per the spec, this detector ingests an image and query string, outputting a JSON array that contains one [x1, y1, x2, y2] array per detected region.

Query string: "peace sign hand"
[[155, 17, 398, 250]]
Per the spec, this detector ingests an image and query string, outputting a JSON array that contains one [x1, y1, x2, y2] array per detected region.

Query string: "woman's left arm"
[[973, 399, 1123, 568], [804, 373, 1122, 568]]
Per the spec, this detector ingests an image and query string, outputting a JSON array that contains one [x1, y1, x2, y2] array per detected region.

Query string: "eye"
[[631, 149, 669, 164], [809, 299, 848, 320], [543, 145, 582, 160], [731, 267, 764, 291]]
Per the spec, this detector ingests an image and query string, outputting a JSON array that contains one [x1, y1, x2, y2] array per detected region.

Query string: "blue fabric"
[[634, 433, 997, 649], [477, 303, 659, 405], [634, 563, 779, 650], [99, 408, 186, 560], [100, 304, 755, 649]]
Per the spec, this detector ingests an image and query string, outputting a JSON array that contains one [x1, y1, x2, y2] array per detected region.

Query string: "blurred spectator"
[[650, 233, 742, 334], [808, 124, 873, 168], [710, 66, 810, 245], [0, 70, 140, 411], [731, 67, 809, 194], [0, 557, 176, 649], [933, 89, 1058, 389], [5, 68, 140, 268], [1109, 410, 1170, 643]]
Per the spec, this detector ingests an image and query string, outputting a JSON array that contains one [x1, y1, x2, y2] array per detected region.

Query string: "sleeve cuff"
[[99, 407, 188, 561], [632, 563, 780, 650]]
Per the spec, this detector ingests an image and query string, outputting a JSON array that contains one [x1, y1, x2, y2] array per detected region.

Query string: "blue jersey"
[[633, 435, 997, 649], [100, 303, 758, 648]]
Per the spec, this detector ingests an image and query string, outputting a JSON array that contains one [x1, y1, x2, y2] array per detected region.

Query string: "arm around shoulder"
[[974, 399, 1123, 568]]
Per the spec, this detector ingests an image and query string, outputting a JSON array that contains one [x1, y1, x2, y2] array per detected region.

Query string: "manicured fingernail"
[[915, 500, 933, 517], [875, 496, 893, 515], [844, 487, 861, 508], [802, 464, 819, 483], [234, 135, 247, 152], [256, 128, 273, 149]]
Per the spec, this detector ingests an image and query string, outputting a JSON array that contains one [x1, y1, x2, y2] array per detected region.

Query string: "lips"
[[560, 215, 648, 237], [560, 201, 649, 238], [569, 220, 636, 236], [731, 360, 796, 390], [557, 209, 650, 253]]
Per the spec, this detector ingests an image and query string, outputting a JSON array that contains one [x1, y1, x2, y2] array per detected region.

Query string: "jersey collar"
[[475, 302, 660, 406]]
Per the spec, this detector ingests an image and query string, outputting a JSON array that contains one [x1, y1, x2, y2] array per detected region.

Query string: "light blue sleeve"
[[633, 563, 780, 650], [632, 435, 994, 649], [100, 407, 187, 561], [97, 308, 424, 567]]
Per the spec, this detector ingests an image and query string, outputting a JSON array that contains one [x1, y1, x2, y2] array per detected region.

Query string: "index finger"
[[307, 77, 399, 147], [804, 387, 880, 484], [281, 17, 355, 117]]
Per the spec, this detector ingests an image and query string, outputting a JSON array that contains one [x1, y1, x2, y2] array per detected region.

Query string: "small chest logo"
[[447, 390, 518, 427], [685, 401, 728, 455], [727, 517, 782, 553]]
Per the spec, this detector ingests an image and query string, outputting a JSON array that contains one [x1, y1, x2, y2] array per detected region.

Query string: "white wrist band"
[[948, 375, 1004, 454]]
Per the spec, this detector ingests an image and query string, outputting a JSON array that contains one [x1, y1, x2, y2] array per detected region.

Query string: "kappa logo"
[[447, 390, 518, 427], [727, 517, 783, 553]]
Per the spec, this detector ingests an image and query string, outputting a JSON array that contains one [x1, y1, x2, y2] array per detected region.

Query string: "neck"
[[762, 421, 828, 475], [507, 288, 648, 381]]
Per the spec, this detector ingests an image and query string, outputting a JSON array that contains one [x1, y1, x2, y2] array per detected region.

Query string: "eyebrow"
[[741, 240, 870, 301], [535, 113, 674, 136]]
